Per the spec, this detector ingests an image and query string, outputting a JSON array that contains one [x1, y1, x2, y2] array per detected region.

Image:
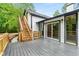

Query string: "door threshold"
[[66, 42, 76, 45], [46, 37, 59, 41]]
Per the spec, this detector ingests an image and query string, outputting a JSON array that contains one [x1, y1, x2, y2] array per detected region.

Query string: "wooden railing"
[[33, 31, 40, 39], [23, 16, 32, 37], [0, 33, 9, 56]]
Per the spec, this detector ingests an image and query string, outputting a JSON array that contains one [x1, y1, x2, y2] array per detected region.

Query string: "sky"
[[33, 3, 64, 17]]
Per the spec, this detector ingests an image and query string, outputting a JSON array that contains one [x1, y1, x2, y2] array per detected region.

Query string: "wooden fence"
[[0, 33, 9, 56]]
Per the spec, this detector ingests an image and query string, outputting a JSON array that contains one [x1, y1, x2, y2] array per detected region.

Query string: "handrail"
[[0, 33, 7, 40], [23, 16, 32, 37], [0, 33, 9, 56], [23, 16, 31, 31]]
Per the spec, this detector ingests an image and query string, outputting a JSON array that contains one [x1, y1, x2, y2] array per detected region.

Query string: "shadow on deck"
[[3, 38, 79, 56]]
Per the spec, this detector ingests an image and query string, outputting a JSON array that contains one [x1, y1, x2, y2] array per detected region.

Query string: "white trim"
[[51, 24, 53, 38], [66, 42, 76, 45], [44, 24, 47, 39], [45, 37, 59, 41], [44, 16, 64, 23], [60, 17, 65, 43], [77, 12, 79, 46]]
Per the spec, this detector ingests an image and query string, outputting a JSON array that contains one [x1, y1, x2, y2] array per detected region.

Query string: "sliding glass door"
[[39, 22, 44, 37], [65, 14, 77, 44], [53, 21, 60, 40], [47, 21, 60, 41], [47, 24, 51, 37]]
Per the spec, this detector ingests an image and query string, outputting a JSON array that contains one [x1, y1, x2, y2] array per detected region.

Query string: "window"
[[52, 21, 60, 39], [39, 22, 44, 37], [65, 14, 77, 44], [47, 24, 51, 37]]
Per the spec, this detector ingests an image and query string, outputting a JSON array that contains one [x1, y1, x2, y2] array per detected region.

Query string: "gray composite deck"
[[3, 38, 79, 56]]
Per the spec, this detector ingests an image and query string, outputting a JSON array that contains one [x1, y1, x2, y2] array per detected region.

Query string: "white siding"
[[66, 4, 74, 12], [44, 24, 47, 39], [32, 16, 45, 31], [27, 13, 45, 32], [44, 16, 63, 23], [27, 13, 31, 29]]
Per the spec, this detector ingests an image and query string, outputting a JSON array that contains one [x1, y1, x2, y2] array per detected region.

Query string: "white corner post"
[[77, 12, 79, 46], [44, 23, 47, 39], [51, 24, 53, 38], [60, 17, 65, 43]]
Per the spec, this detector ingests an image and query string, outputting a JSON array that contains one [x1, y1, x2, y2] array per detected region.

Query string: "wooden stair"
[[18, 16, 32, 42]]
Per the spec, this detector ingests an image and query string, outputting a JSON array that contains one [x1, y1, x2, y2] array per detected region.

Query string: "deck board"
[[3, 43, 11, 56], [3, 38, 79, 56], [18, 43, 25, 56]]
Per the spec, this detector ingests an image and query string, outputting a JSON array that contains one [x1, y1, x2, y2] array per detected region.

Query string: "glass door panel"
[[65, 14, 77, 44], [53, 21, 60, 40], [47, 24, 51, 37]]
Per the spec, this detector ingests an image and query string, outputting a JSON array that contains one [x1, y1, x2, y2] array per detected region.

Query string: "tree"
[[53, 10, 60, 16], [13, 3, 35, 16], [0, 3, 34, 33], [0, 3, 20, 33]]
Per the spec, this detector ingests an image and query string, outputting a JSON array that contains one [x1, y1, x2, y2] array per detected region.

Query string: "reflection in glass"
[[66, 14, 77, 44], [47, 24, 51, 37], [53, 22, 60, 39], [39, 22, 44, 37]]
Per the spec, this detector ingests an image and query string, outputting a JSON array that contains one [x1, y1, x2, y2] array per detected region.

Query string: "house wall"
[[60, 16, 65, 43], [27, 13, 31, 29], [32, 16, 45, 31], [27, 13, 45, 31], [44, 16, 64, 23], [44, 23, 47, 39], [27, 10, 79, 46], [44, 12, 79, 45], [66, 4, 74, 12], [66, 3, 79, 12]]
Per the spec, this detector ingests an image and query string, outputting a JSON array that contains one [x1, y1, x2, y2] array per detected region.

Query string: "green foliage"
[[13, 3, 35, 16], [66, 14, 76, 31], [53, 10, 60, 16], [0, 3, 34, 33]]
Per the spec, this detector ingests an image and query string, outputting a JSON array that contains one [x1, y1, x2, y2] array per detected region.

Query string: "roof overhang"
[[37, 9, 79, 23], [25, 9, 50, 19]]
